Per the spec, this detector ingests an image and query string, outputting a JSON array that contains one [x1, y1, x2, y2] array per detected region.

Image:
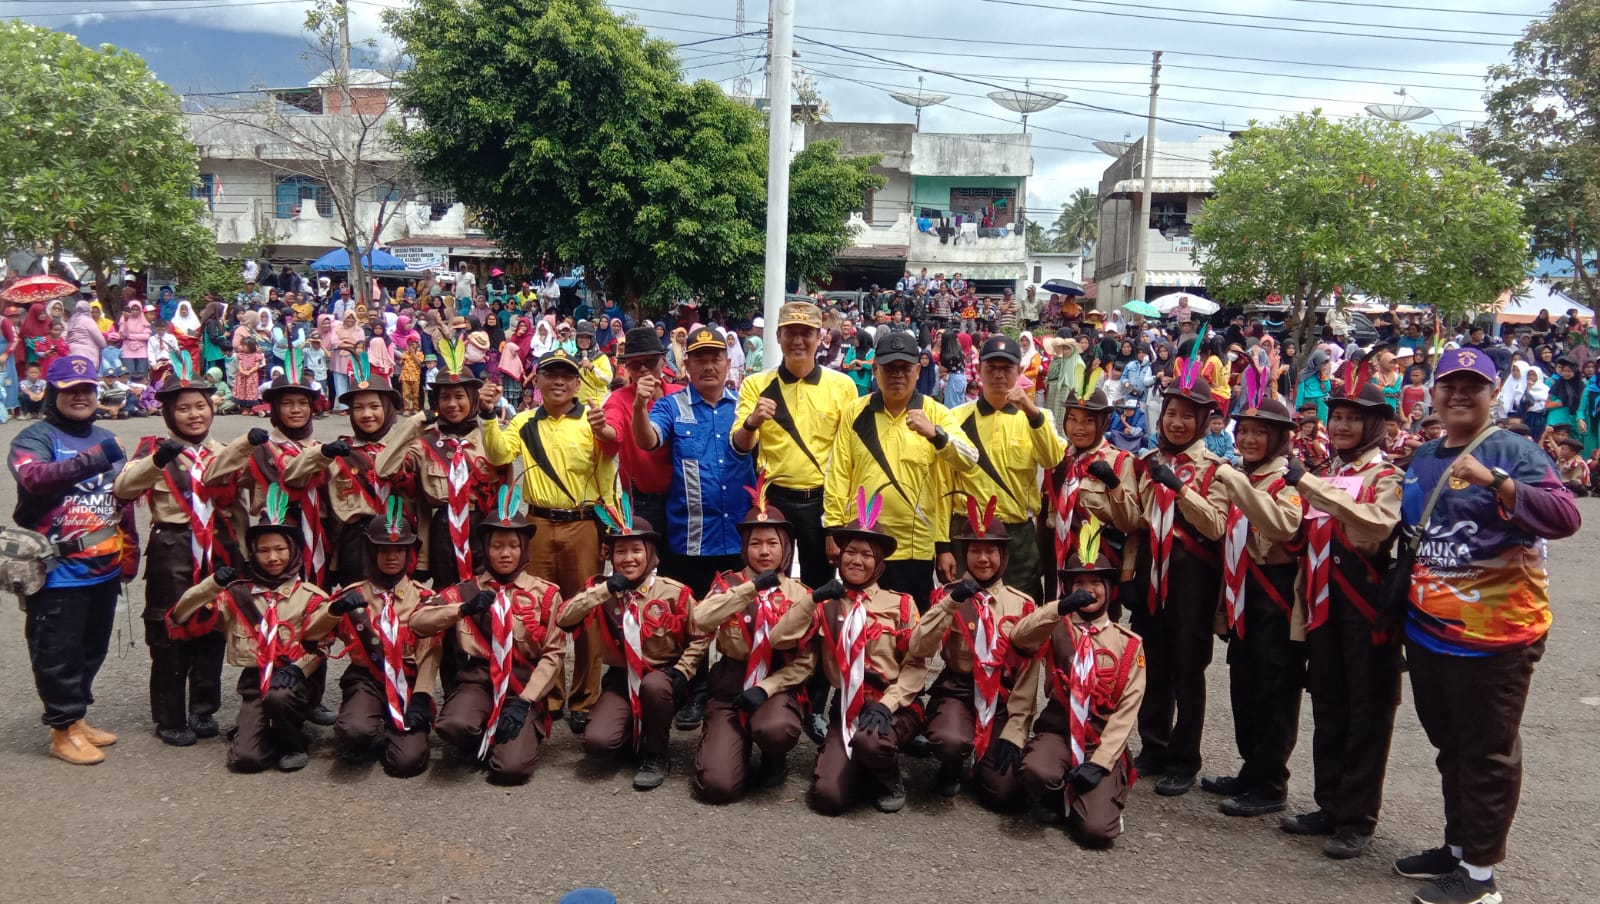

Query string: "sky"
[[3, 0, 1553, 223]]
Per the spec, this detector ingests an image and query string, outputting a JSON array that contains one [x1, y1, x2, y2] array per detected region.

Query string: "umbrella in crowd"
[[309, 246, 409, 272], [1123, 299, 1160, 318], [1149, 291, 1220, 315], [1041, 278, 1085, 297], [0, 274, 78, 304]]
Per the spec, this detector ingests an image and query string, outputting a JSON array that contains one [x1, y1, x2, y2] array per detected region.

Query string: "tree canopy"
[[1192, 113, 1526, 363], [386, 0, 881, 310], [1048, 187, 1099, 253], [0, 21, 213, 302], [1478, 0, 1600, 306]]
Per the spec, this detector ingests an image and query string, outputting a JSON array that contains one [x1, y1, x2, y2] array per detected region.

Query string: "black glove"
[[1057, 588, 1097, 617], [811, 579, 846, 603], [1086, 459, 1120, 489], [752, 569, 781, 592], [422, 407, 438, 426], [946, 578, 982, 603], [987, 738, 1022, 775], [404, 692, 435, 733], [97, 438, 125, 466], [1067, 761, 1110, 793], [458, 589, 494, 618], [152, 440, 186, 468], [666, 667, 689, 699], [269, 661, 305, 691], [855, 701, 893, 737], [1284, 458, 1307, 486], [329, 591, 367, 616], [320, 440, 352, 459], [738, 686, 769, 715], [214, 565, 238, 586], [495, 696, 531, 741], [605, 571, 636, 595], [1149, 462, 1183, 493], [247, 428, 270, 446]]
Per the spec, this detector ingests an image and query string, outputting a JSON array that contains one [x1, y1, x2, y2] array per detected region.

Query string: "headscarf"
[[532, 320, 556, 357], [1045, 336, 1083, 397], [1018, 330, 1039, 373], [1298, 348, 1330, 385], [243, 528, 306, 589], [268, 389, 317, 442], [90, 302, 113, 333], [43, 385, 97, 438], [66, 301, 106, 358], [21, 302, 52, 346], [392, 314, 419, 351], [916, 349, 938, 396], [726, 331, 746, 374], [172, 302, 201, 335], [162, 387, 214, 444], [1497, 361, 1528, 415], [367, 332, 395, 373], [744, 335, 764, 373]]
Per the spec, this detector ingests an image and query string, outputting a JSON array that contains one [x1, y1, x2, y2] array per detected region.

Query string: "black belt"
[[529, 505, 594, 523], [152, 522, 190, 532], [55, 525, 120, 555], [767, 484, 824, 503]]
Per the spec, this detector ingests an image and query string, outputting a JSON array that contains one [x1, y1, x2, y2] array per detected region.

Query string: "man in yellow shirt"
[[480, 348, 617, 732], [949, 335, 1066, 602], [732, 301, 859, 589], [824, 331, 977, 610]]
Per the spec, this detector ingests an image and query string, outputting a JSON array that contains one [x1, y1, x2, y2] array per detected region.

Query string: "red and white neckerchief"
[[479, 582, 516, 756], [441, 438, 474, 582], [253, 590, 285, 698], [171, 446, 220, 583], [1222, 503, 1250, 635], [619, 582, 655, 749], [372, 589, 410, 732], [836, 590, 871, 759], [1304, 461, 1361, 630], [968, 591, 1005, 763], [1056, 454, 1083, 542], [282, 442, 327, 582], [1068, 619, 1101, 768], [743, 585, 780, 691], [1147, 456, 1181, 614]]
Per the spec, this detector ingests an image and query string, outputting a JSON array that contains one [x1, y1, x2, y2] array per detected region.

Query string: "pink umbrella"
[[1, 274, 78, 304]]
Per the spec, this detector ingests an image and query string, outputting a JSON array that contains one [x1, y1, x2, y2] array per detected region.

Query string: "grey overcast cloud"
[[2, 0, 1550, 219]]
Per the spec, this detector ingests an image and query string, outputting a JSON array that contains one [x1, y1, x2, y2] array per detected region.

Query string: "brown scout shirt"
[[373, 412, 492, 508], [284, 436, 395, 525], [112, 435, 248, 539], [303, 578, 440, 689], [1137, 437, 1231, 541], [172, 573, 328, 672], [203, 428, 324, 516], [1295, 446, 1403, 552], [770, 584, 928, 713], [1010, 606, 1146, 771], [1213, 456, 1309, 638], [556, 575, 710, 680], [905, 580, 1042, 747], [690, 570, 818, 695], [411, 573, 567, 704]]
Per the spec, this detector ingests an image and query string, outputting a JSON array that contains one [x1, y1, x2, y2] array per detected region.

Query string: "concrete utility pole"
[[760, 0, 795, 366], [1128, 50, 1161, 310]]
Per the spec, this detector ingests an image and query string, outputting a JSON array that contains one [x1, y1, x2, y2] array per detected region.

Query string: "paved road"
[[0, 413, 1596, 904]]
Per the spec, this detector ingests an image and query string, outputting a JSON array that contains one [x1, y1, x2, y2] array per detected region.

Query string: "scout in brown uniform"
[[112, 357, 247, 747], [285, 364, 412, 589], [770, 490, 928, 815], [555, 502, 707, 790], [689, 490, 817, 803], [1131, 371, 1230, 796], [1009, 526, 1146, 846], [1280, 381, 1403, 860], [302, 502, 439, 778], [374, 338, 501, 584], [410, 488, 567, 784], [1044, 386, 1144, 603], [167, 486, 330, 773], [1201, 398, 1308, 818], [905, 496, 1040, 807]]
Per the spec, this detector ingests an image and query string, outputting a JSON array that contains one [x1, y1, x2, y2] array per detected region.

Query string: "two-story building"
[[805, 122, 1032, 296], [1094, 135, 1229, 309]]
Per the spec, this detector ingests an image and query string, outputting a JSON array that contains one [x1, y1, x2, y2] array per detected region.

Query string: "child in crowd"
[[36, 320, 69, 376], [96, 367, 134, 420], [18, 362, 46, 418], [398, 338, 424, 415], [1556, 438, 1590, 497], [1203, 409, 1239, 465], [206, 366, 239, 415], [423, 354, 439, 394], [234, 337, 264, 413], [146, 320, 180, 384]]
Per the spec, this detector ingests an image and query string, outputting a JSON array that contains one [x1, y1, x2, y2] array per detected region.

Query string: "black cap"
[[575, 319, 597, 336], [873, 330, 920, 366], [979, 334, 1021, 364], [619, 326, 666, 359]]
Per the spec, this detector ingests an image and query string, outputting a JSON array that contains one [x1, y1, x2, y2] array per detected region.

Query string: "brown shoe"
[[73, 720, 118, 747], [50, 726, 106, 765]]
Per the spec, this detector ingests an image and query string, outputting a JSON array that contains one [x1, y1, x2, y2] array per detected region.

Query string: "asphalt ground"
[[0, 412, 1596, 904]]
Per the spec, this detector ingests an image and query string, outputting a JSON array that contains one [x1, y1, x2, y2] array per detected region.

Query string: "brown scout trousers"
[[526, 516, 602, 715], [923, 678, 1026, 810], [810, 702, 919, 815], [1021, 703, 1132, 845], [1225, 561, 1306, 800], [693, 658, 805, 803], [1130, 539, 1219, 777], [1406, 637, 1544, 865], [435, 661, 546, 782], [227, 667, 313, 773], [1306, 591, 1402, 835], [333, 666, 430, 778], [584, 668, 682, 760], [143, 526, 226, 733]]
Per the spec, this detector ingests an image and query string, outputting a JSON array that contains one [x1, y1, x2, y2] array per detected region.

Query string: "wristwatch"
[[1488, 467, 1512, 492]]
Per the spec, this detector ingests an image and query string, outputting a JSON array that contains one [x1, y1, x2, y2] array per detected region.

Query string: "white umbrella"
[[1149, 292, 1219, 316]]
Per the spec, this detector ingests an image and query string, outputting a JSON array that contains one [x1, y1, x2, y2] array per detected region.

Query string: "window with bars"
[[949, 187, 1017, 226], [275, 176, 333, 219], [427, 190, 456, 222], [191, 173, 216, 210]]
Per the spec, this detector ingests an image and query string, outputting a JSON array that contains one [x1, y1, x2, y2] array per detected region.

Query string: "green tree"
[[1050, 187, 1099, 252], [1478, 0, 1600, 306], [1025, 221, 1049, 253], [386, 0, 880, 311], [0, 21, 214, 306], [1192, 113, 1526, 370]]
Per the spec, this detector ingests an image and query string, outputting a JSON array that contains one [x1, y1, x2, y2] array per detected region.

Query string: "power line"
[[12, 0, 309, 18], [1284, 0, 1545, 17]]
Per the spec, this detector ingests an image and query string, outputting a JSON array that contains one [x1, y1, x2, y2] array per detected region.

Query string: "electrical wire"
[[1283, 0, 1545, 17]]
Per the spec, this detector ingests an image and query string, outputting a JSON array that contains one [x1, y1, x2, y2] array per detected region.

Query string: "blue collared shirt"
[[649, 387, 756, 557]]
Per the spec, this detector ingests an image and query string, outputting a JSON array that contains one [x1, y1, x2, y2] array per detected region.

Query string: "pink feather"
[[856, 487, 868, 526], [864, 492, 883, 530]]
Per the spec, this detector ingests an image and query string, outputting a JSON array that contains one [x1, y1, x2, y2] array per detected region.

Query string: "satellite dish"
[[1434, 120, 1483, 141], [1365, 87, 1433, 123], [1093, 140, 1132, 157], [888, 75, 949, 129], [987, 84, 1067, 132]]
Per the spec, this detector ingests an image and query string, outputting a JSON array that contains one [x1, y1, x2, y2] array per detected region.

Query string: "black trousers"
[[657, 550, 742, 710], [1407, 636, 1544, 865], [1130, 546, 1219, 777], [144, 525, 226, 731], [1306, 596, 1401, 835], [24, 579, 121, 729], [767, 485, 834, 589], [880, 559, 935, 613], [1225, 562, 1306, 799]]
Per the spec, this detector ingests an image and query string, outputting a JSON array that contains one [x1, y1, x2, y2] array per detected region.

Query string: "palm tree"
[[1049, 187, 1099, 252]]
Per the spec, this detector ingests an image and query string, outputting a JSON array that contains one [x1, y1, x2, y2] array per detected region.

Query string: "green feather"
[[353, 350, 371, 384], [593, 505, 619, 533], [168, 348, 185, 378], [265, 484, 289, 525], [438, 338, 466, 376], [619, 492, 632, 530], [385, 495, 403, 534]]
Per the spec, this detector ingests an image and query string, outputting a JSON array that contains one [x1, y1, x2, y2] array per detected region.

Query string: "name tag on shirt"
[[1305, 474, 1365, 521]]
